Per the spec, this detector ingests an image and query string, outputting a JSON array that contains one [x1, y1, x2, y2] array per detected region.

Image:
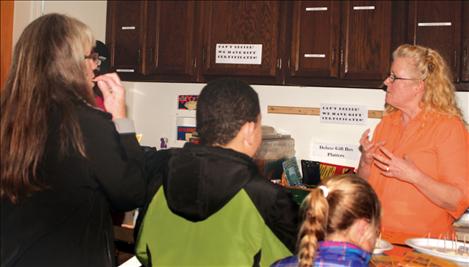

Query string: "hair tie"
[[318, 185, 329, 198]]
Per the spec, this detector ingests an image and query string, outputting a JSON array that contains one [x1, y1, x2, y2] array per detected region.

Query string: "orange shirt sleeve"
[[432, 116, 469, 219]]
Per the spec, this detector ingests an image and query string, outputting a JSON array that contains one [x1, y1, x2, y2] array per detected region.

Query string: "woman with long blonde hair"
[[1, 14, 145, 267], [357, 44, 468, 238], [272, 174, 381, 267]]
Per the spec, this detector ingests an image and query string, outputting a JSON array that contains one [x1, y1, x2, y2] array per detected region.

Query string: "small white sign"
[[312, 142, 360, 161], [215, 44, 262, 65], [320, 103, 367, 125]]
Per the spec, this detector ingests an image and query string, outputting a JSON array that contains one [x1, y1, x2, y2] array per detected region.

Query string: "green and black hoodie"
[[136, 143, 299, 266]]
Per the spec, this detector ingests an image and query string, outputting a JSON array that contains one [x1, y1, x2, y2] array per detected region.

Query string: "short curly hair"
[[196, 78, 260, 146]]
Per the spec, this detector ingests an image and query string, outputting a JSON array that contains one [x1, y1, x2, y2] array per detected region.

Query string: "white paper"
[[176, 117, 196, 127], [118, 256, 142, 267], [215, 44, 262, 65], [312, 142, 360, 162], [320, 103, 367, 125]]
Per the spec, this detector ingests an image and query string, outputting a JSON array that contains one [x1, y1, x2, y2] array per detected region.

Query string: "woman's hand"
[[94, 73, 127, 119], [373, 146, 463, 210], [359, 129, 384, 166], [357, 129, 384, 179], [372, 146, 421, 184]]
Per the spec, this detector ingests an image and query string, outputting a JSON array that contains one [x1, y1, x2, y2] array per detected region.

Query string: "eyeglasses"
[[84, 52, 101, 66], [387, 73, 421, 83]]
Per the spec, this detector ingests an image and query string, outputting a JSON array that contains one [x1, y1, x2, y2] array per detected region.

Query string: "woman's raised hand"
[[94, 73, 126, 119], [359, 129, 384, 166]]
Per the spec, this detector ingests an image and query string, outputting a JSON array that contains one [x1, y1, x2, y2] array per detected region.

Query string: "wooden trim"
[[267, 105, 384, 119], [1, 0, 14, 90]]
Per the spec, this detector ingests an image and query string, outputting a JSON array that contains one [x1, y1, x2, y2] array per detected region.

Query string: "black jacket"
[[137, 143, 299, 255], [1, 102, 146, 267]]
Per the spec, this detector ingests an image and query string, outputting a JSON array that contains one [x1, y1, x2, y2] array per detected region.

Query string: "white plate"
[[405, 238, 469, 263], [373, 239, 393, 254]]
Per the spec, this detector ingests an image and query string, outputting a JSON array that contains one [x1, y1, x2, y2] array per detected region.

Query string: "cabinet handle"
[[277, 58, 282, 69], [331, 49, 335, 65], [353, 6, 375, 10], [305, 7, 328, 12], [121, 26, 136, 30], [287, 58, 291, 69], [464, 47, 468, 70], [304, 54, 326, 58], [116, 69, 135, 73], [193, 57, 197, 68], [137, 49, 141, 65], [340, 49, 344, 67], [417, 22, 451, 27]]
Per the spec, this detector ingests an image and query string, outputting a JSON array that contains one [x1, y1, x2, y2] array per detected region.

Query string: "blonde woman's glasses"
[[387, 73, 421, 83]]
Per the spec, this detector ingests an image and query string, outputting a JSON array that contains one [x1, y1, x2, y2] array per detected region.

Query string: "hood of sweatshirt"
[[163, 143, 259, 222]]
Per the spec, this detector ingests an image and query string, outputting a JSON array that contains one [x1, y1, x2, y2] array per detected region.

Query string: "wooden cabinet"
[[289, 1, 340, 78], [107, 1, 199, 82], [340, 1, 391, 80], [143, 1, 199, 82], [106, 1, 146, 78], [200, 1, 285, 84], [288, 1, 391, 87], [105, 0, 467, 90], [408, 1, 461, 82]]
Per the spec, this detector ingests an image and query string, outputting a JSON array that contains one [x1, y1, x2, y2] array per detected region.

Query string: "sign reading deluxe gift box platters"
[[312, 142, 360, 164]]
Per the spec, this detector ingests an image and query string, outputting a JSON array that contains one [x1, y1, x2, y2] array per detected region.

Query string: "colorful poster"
[[178, 95, 198, 110], [177, 126, 196, 141]]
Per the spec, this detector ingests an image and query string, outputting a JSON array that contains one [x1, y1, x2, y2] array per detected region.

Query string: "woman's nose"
[[383, 77, 391, 87]]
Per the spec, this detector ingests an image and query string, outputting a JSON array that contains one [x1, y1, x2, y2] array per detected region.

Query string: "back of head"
[[297, 174, 381, 267], [5, 13, 95, 100], [1, 13, 95, 203], [196, 78, 260, 146], [389, 44, 462, 118]]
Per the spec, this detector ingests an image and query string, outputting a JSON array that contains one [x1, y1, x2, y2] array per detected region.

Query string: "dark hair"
[[297, 174, 381, 267], [1, 14, 95, 203], [196, 78, 260, 145]]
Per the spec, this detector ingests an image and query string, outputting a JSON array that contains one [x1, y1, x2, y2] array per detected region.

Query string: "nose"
[[383, 76, 391, 87]]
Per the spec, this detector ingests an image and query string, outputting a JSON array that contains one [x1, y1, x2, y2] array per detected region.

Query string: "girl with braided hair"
[[272, 174, 381, 267]]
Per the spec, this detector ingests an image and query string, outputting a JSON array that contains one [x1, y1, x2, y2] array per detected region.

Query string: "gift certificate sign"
[[320, 103, 367, 125], [215, 44, 262, 65]]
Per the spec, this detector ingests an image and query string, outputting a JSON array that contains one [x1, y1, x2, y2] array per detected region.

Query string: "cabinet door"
[[408, 1, 461, 82], [341, 1, 392, 80], [462, 1, 469, 82], [143, 1, 198, 81], [290, 1, 340, 78], [106, 1, 146, 77], [201, 1, 281, 79]]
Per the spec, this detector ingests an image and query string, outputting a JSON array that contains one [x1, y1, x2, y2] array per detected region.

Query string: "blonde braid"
[[297, 189, 329, 267]]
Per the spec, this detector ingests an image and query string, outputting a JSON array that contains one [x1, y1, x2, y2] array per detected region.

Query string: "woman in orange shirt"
[[357, 44, 468, 239]]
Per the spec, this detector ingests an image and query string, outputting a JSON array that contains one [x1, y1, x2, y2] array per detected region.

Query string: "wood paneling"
[[1, 0, 14, 90], [408, 1, 461, 81]]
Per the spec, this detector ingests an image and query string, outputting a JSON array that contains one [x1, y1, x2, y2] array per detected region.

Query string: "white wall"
[[13, 1, 469, 168], [125, 81, 468, 167], [13, 0, 106, 45]]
